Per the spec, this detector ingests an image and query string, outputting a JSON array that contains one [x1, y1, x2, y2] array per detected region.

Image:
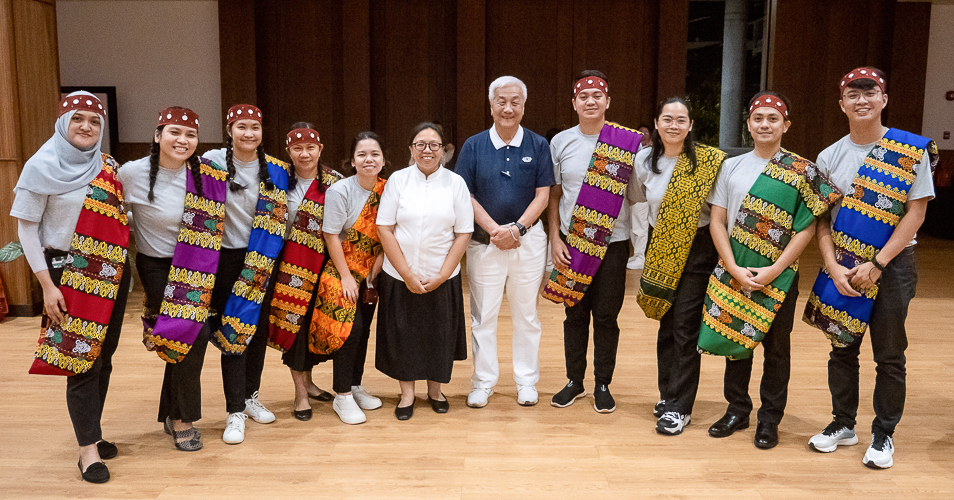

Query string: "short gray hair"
[[488, 76, 527, 103]]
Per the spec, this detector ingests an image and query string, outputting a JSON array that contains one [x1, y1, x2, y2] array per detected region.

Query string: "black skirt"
[[374, 272, 467, 383]]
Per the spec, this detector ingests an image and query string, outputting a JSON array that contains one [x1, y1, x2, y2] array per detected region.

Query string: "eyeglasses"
[[412, 142, 443, 151], [658, 117, 690, 126], [843, 90, 883, 102]]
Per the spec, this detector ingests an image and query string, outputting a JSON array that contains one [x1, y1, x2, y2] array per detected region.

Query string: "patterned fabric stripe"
[[636, 144, 726, 320], [146, 157, 227, 364], [803, 129, 934, 347], [699, 149, 840, 359], [30, 155, 129, 376], [309, 178, 386, 355], [214, 158, 289, 355], [543, 122, 641, 307]]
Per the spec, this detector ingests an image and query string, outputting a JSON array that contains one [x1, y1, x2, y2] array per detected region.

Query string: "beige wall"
[[924, 3, 954, 149], [56, 0, 222, 144]]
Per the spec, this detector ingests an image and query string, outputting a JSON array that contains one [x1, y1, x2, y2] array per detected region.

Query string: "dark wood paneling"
[[218, 0, 256, 143], [888, 1, 930, 136], [657, 0, 687, 102], [455, 0, 485, 144]]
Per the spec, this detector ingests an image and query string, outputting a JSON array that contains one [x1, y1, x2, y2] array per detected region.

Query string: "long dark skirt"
[[375, 272, 467, 383]]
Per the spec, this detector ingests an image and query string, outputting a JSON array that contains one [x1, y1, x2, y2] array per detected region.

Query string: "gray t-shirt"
[[816, 133, 935, 246], [118, 156, 187, 258], [324, 176, 373, 239], [10, 185, 86, 251], [203, 148, 262, 249], [709, 151, 771, 235], [551, 125, 632, 242], [285, 176, 315, 239], [628, 147, 712, 228]]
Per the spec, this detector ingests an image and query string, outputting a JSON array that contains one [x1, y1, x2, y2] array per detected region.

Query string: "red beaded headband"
[[226, 104, 262, 126], [59, 93, 106, 118], [749, 94, 789, 118], [573, 77, 609, 97], [286, 128, 321, 147], [158, 107, 200, 130], [840, 68, 886, 95]]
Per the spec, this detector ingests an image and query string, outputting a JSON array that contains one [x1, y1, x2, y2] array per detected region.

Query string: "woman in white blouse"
[[375, 122, 474, 420]]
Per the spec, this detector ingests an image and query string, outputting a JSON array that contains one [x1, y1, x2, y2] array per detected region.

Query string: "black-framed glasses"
[[412, 142, 443, 151]]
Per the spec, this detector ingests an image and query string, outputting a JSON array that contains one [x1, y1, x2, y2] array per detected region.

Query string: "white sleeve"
[[17, 219, 48, 273], [906, 153, 936, 202], [453, 178, 475, 233], [376, 176, 399, 226]]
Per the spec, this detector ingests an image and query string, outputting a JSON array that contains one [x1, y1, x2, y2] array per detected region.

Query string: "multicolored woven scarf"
[[636, 145, 725, 320], [804, 129, 937, 347], [30, 155, 129, 376], [310, 178, 386, 355], [212, 155, 291, 355], [268, 168, 342, 352], [542, 122, 641, 307], [698, 149, 841, 360], [144, 157, 228, 363]]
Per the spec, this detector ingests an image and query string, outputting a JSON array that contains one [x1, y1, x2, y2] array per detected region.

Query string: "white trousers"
[[628, 202, 650, 269], [466, 222, 547, 388]]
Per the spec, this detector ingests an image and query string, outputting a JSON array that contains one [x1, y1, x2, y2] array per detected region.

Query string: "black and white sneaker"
[[593, 384, 616, 413], [808, 421, 858, 453], [550, 380, 586, 408], [862, 430, 894, 469], [656, 412, 690, 435], [653, 399, 666, 418]]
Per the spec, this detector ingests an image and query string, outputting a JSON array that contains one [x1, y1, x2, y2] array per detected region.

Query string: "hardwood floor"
[[1, 237, 952, 499]]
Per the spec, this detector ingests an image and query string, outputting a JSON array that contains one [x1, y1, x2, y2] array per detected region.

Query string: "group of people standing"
[[13, 66, 935, 484]]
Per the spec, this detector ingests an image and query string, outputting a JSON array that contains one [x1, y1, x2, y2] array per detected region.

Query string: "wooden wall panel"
[[888, 1, 931, 136]]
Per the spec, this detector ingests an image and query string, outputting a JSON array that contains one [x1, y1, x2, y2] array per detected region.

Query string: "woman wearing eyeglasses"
[[375, 122, 474, 420]]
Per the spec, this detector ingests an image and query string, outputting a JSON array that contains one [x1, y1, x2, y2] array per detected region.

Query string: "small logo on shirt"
[[522, 156, 532, 163]]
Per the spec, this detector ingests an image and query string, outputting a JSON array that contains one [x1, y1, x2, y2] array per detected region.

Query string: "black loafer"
[[79, 459, 110, 483], [754, 421, 779, 449], [708, 413, 750, 438], [428, 393, 449, 414], [309, 389, 334, 402], [395, 403, 414, 421], [293, 408, 313, 421], [96, 440, 118, 460]]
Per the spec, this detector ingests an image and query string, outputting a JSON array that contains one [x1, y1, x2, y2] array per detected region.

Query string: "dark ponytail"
[[650, 97, 699, 176], [256, 143, 274, 191], [188, 155, 203, 198], [224, 135, 243, 192]]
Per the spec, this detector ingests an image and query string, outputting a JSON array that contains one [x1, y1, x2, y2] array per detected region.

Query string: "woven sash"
[[268, 168, 341, 352], [542, 122, 641, 307], [144, 157, 227, 363], [30, 155, 129, 376], [698, 150, 841, 360], [636, 145, 725, 320], [309, 178, 386, 355], [803, 129, 937, 347], [213, 155, 291, 355]]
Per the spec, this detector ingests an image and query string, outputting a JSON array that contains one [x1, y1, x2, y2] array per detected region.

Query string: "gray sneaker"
[[808, 422, 858, 453]]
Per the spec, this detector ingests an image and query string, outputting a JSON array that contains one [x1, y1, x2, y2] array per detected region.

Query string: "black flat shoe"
[[78, 459, 110, 483], [308, 390, 334, 402], [395, 403, 414, 421], [428, 393, 449, 414], [754, 421, 779, 449], [708, 413, 750, 438], [96, 440, 118, 460], [293, 408, 313, 421]]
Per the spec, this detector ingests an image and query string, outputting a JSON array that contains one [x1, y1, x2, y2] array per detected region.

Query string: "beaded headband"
[[158, 107, 200, 130], [840, 68, 886, 95], [286, 128, 321, 147], [59, 93, 106, 118], [749, 94, 789, 118], [573, 77, 609, 97], [226, 104, 262, 126]]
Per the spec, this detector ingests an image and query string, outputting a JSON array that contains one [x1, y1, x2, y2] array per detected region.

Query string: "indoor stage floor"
[[1, 237, 952, 499]]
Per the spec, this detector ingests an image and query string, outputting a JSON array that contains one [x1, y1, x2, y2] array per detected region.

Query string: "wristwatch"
[[514, 222, 528, 236]]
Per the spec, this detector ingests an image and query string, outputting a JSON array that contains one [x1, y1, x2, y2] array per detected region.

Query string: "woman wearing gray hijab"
[[11, 91, 131, 484]]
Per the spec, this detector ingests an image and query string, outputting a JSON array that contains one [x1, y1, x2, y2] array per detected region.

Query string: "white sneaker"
[[351, 385, 382, 410], [863, 432, 894, 469], [516, 385, 538, 406], [222, 412, 247, 445], [656, 412, 691, 435], [244, 391, 276, 424], [467, 388, 493, 408], [333, 394, 367, 425], [808, 422, 858, 453]]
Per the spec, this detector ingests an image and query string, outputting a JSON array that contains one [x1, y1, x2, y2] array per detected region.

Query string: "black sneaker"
[[653, 399, 666, 418], [550, 380, 586, 408], [656, 412, 691, 435], [593, 384, 616, 413]]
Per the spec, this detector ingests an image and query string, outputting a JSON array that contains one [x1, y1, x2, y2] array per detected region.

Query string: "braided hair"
[[149, 125, 203, 202], [650, 97, 699, 176]]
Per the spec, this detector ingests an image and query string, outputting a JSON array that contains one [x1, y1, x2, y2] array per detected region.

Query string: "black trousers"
[[655, 227, 719, 415], [209, 248, 270, 414], [137, 253, 209, 424], [562, 237, 630, 387], [828, 247, 916, 436], [47, 251, 131, 447], [722, 272, 799, 425], [330, 295, 377, 393]]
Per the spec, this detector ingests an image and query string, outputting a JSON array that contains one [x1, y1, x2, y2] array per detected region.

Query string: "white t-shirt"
[[817, 133, 935, 246], [709, 151, 773, 235], [10, 186, 85, 251], [117, 157, 187, 258], [628, 147, 713, 228], [203, 148, 262, 249], [551, 125, 633, 242], [284, 176, 315, 239], [376, 165, 474, 281], [324, 176, 373, 238]]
